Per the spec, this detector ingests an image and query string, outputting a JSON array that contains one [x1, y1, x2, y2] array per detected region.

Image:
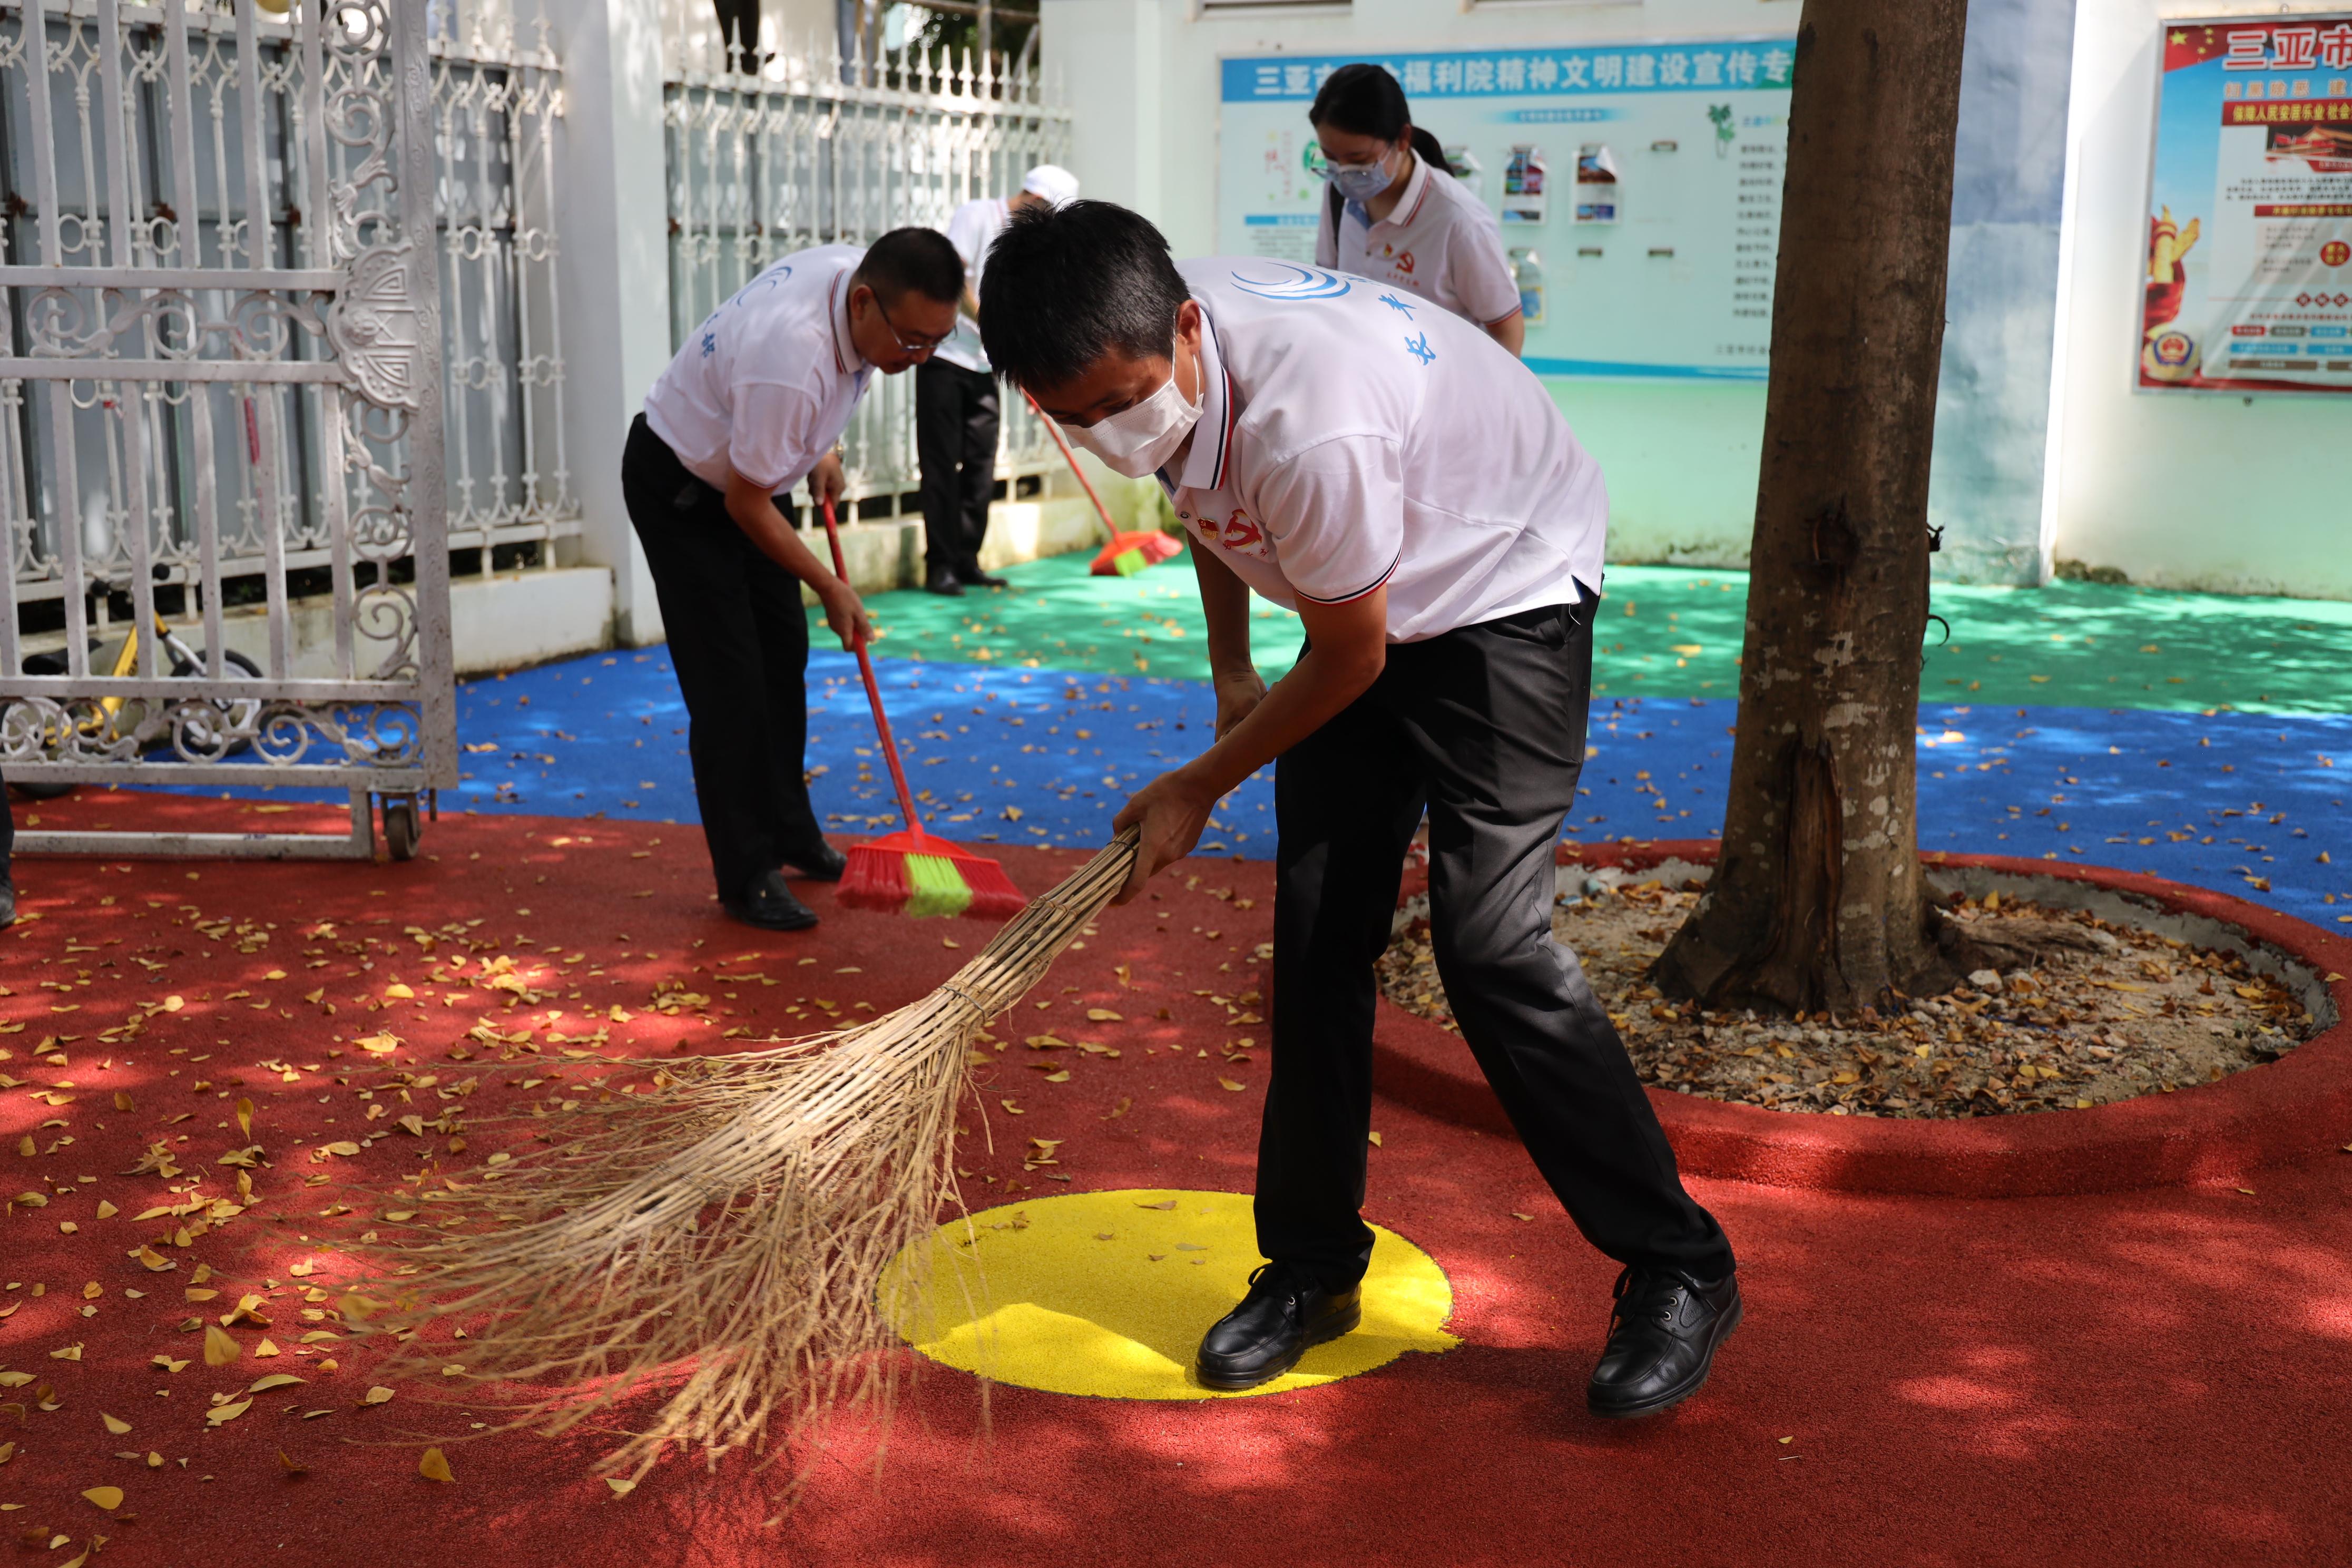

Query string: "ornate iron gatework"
[[0, 0, 450, 859]]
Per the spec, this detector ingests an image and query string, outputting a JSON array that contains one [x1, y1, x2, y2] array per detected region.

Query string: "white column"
[[546, 0, 674, 645], [1040, 0, 1163, 217]]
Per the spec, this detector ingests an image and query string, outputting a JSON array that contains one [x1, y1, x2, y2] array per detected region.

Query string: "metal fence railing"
[[0, 0, 452, 860], [662, 4, 1074, 512], [2, 0, 576, 660]]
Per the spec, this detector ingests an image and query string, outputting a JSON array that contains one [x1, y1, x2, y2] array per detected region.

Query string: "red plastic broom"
[[1023, 388, 1183, 578], [814, 497, 1025, 920]]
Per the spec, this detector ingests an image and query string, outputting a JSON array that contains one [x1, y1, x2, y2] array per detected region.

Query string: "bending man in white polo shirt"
[[982, 203, 1738, 1417], [626, 229, 962, 931]]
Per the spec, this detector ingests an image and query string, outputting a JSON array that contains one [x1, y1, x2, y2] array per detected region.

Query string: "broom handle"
[[817, 495, 930, 839], [1022, 387, 1120, 548]]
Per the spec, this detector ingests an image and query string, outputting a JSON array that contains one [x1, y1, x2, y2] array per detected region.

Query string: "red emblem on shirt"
[[1212, 508, 1270, 560], [1394, 250, 1416, 276]]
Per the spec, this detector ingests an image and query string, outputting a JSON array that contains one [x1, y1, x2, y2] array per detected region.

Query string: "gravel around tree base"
[[1376, 879, 2320, 1119]]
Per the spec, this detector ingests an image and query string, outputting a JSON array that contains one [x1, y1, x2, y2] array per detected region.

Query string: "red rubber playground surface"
[[4, 791, 2351, 1565]]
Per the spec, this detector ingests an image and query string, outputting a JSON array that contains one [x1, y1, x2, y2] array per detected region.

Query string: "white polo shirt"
[[1162, 258, 1604, 645], [1314, 154, 1522, 331], [935, 197, 1010, 374], [642, 244, 874, 493]]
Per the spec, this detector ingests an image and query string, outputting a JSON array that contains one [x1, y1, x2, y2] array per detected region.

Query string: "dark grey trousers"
[[914, 358, 1000, 582], [620, 415, 826, 904], [1259, 599, 1734, 1288]]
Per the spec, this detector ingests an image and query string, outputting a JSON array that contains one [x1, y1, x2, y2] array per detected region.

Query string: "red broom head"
[[837, 836, 916, 913], [836, 829, 1025, 920], [942, 848, 1027, 919], [1091, 531, 1182, 576]]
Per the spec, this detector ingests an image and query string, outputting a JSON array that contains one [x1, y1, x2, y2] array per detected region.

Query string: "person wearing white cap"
[[916, 163, 1080, 594]]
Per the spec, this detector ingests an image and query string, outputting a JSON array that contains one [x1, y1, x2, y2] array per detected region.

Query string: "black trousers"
[[1260, 600, 1734, 1289], [621, 415, 825, 904], [914, 358, 999, 582]]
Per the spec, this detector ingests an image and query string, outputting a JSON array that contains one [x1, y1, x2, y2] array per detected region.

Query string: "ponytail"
[[1409, 126, 1450, 174]]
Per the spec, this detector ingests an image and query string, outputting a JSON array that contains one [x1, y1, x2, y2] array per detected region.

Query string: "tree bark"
[[1655, 0, 1973, 1015]]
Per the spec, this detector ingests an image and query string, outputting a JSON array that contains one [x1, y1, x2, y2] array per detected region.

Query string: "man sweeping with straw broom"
[[979, 202, 1741, 1418]]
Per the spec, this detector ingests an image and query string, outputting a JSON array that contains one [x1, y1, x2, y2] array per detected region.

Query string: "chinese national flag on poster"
[[2141, 14, 2352, 395]]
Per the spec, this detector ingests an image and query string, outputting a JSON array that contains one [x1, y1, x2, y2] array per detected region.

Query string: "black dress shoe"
[[1586, 1266, 1741, 1419], [781, 841, 847, 881], [958, 567, 1008, 589], [1195, 1262, 1362, 1391], [0, 872, 14, 929], [723, 869, 818, 932], [923, 574, 965, 596]]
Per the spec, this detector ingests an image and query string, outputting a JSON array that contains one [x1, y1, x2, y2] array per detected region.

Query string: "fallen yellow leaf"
[[236, 1097, 253, 1138], [362, 1386, 395, 1405], [101, 1414, 130, 1436], [604, 1477, 636, 1497], [1218, 1077, 1246, 1092], [247, 1374, 306, 1394], [81, 1487, 123, 1511], [203, 1325, 241, 1366], [205, 1398, 252, 1425], [93, 1200, 117, 1219], [1086, 1008, 1123, 1022], [419, 1446, 455, 1482]]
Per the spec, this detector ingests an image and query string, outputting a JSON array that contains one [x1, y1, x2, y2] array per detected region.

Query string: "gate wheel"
[[381, 794, 422, 861]]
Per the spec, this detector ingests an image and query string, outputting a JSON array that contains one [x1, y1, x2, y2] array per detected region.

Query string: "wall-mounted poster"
[[2141, 15, 2352, 394], [1217, 42, 1794, 380]]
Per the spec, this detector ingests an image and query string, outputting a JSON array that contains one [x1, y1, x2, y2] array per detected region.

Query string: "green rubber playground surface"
[[842, 544, 2352, 717]]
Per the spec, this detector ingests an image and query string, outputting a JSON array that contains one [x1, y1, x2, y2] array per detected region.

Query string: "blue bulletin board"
[[1216, 41, 1796, 380]]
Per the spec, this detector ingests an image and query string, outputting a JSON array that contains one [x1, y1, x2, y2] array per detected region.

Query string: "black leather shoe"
[[923, 573, 965, 596], [958, 567, 1008, 589], [0, 871, 14, 929], [724, 869, 818, 932], [1195, 1262, 1362, 1391], [1586, 1266, 1741, 1419], [782, 841, 847, 881]]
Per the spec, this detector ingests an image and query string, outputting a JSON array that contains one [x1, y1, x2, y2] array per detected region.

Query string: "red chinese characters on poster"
[[2142, 15, 2352, 393]]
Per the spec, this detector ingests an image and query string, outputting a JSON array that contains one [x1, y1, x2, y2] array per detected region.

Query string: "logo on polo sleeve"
[[1228, 263, 1353, 301]]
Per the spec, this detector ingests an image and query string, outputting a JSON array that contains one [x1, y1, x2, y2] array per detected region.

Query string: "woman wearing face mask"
[[1311, 63, 1525, 357]]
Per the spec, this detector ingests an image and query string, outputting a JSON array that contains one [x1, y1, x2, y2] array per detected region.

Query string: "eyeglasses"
[[870, 291, 950, 354]]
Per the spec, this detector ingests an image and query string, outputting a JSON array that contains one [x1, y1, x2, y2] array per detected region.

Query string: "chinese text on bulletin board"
[[1217, 42, 1795, 380], [2141, 16, 2352, 395]]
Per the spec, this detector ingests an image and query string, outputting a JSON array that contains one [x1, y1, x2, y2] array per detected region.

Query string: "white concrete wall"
[[1040, 0, 2092, 585], [2044, 0, 2352, 599], [547, 0, 677, 645]]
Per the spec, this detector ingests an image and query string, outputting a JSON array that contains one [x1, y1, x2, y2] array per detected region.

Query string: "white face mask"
[[1060, 358, 1201, 479]]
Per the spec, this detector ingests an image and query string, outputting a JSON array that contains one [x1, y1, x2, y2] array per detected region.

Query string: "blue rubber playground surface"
[[156, 552, 2352, 932]]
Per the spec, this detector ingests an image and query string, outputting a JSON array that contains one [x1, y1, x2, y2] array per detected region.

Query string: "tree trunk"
[[1655, 0, 1973, 1015]]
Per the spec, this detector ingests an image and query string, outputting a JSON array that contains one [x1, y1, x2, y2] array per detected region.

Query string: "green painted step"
[[824, 545, 2352, 717]]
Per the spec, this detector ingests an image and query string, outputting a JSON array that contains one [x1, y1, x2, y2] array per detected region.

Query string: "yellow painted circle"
[[883, 1189, 1458, 1400]]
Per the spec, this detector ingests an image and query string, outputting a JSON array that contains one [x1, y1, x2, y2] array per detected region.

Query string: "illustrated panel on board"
[[1217, 42, 1795, 380], [2141, 15, 2352, 396]]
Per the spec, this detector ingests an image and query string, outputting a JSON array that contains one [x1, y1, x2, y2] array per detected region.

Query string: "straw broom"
[[347, 829, 1141, 1475]]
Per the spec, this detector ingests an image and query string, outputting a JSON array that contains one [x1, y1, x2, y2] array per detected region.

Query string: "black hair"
[[851, 226, 964, 305], [1309, 62, 1452, 175], [977, 200, 1191, 389]]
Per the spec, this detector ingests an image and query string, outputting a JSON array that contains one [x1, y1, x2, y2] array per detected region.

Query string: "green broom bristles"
[[903, 854, 974, 919]]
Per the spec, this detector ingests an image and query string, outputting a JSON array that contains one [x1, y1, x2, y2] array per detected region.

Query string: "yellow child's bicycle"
[[10, 616, 263, 798]]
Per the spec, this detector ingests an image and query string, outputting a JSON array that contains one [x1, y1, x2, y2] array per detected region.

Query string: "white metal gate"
[[0, 0, 449, 859], [662, 10, 1074, 510]]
